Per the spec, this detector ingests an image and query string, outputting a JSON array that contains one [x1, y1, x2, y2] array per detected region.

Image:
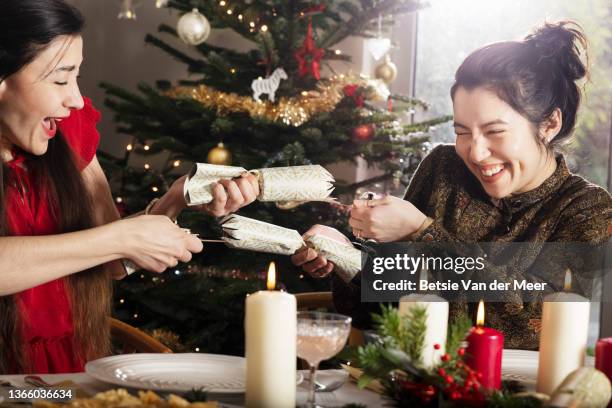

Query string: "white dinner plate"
[[501, 349, 595, 385], [85, 353, 246, 393]]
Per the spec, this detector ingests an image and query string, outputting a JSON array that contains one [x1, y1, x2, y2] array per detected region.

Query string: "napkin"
[[220, 215, 362, 281], [183, 164, 334, 205]]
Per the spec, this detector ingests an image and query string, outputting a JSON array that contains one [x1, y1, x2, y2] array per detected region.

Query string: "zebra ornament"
[[251, 68, 287, 103]]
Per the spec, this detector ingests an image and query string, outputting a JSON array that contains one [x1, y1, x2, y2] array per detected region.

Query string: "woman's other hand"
[[290, 225, 351, 278], [349, 195, 427, 242], [172, 172, 260, 217], [118, 215, 203, 273]]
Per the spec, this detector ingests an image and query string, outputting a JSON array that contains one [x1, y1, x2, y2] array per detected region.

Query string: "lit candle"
[[465, 300, 504, 390], [399, 270, 448, 368], [245, 262, 296, 408], [537, 269, 590, 395]]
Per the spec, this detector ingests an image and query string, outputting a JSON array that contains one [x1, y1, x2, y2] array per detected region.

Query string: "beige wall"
[[69, 1, 416, 183]]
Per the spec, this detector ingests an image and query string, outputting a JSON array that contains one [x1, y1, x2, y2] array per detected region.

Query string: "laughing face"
[[0, 35, 84, 156], [452, 86, 558, 199]]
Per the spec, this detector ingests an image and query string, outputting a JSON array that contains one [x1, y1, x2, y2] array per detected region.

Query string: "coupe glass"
[[296, 311, 352, 408]]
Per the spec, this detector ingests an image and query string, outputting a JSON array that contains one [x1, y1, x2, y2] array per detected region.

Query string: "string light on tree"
[[126, 143, 133, 151], [117, 0, 137, 20], [177, 9, 211, 46], [173, 160, 181, 167], [144, 163, 150, 170], [143, 144, 150, 151]]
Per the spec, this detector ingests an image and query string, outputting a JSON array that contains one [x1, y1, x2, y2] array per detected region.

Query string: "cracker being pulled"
[[183, 164, 334, 205], [220, 215, 362, 282]]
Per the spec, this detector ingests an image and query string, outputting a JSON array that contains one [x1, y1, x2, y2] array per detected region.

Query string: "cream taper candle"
[[536, 269, 590, 395], [245, 262, 296, 408]]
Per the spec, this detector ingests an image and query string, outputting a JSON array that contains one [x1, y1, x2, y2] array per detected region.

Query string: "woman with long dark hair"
[[293, 21, 612, 350], [0, 0, 258, 373]]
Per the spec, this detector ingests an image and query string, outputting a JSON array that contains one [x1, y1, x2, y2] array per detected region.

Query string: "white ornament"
[[251, 68, 288, 103], [366, 37, 391, 60], [177, 8, 211, 46]]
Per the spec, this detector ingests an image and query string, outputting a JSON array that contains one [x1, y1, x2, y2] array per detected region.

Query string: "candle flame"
[[267, 262, 276, 290], [476, 299, 485, 326], [563, 269, 572, 292]]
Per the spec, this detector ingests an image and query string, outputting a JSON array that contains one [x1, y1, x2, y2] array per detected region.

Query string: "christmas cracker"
[[183, 163, 334, 206], [219, 214, 362, 282]]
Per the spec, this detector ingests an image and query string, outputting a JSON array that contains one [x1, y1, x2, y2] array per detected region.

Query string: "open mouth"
[[42, 117, 60, 138], [477, 163, 507, 182]]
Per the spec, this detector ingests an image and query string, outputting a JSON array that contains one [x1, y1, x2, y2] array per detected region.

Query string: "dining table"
[[0, 350, 595, 408], [0, 369, 384, 408]]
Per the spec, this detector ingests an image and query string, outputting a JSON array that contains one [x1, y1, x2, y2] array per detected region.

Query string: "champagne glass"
[[297, 311, 352, 408]]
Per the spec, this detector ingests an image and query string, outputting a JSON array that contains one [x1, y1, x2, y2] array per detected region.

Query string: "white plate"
[[501, 349, 595, 385], [85, 353, 246, 394]]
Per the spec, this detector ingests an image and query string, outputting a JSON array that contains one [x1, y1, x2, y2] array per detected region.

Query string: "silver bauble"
[[177, 8, 211, 46]]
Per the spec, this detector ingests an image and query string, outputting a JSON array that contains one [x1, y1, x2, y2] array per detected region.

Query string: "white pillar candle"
[[399, 293, 449, 369], [537, 270, 590, 395], [245, 262, 296, 408]]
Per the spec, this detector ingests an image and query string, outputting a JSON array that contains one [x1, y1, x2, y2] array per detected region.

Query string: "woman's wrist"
[[148, 184, 186, 221]]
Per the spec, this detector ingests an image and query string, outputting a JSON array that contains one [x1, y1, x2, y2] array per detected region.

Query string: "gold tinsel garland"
[[165, 75, 389, 127]]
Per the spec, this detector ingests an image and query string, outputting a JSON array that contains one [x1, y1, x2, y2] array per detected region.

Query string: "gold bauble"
[[207, 142, 232, 165], [374, 55, 398, 84]]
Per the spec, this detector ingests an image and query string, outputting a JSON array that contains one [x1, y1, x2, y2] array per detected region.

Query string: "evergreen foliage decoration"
[[101, 0, 451, 353]]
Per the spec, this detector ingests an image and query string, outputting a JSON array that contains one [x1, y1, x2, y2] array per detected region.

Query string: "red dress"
[[5, 97, 101, 374]]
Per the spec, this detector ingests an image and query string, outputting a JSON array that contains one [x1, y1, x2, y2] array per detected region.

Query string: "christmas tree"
[[100, 0, 451, 354]]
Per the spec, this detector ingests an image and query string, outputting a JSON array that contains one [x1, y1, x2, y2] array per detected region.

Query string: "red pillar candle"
[[465, 300, 504, 390], [596, 338, 612, 387]]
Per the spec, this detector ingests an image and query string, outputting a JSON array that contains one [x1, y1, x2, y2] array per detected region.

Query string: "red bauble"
[[352, 123, 375, 141]]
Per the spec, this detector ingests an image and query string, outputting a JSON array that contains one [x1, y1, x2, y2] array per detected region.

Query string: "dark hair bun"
[[524, 21, 588, 81]]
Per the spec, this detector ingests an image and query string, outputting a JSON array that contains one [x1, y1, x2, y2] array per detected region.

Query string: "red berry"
[[450, 391, 461, 400], [472, 382, 480, 391], [433, 343, 441, 350], [457, 348, 465, 356], [445, 375, 455, 384], [441, 353, 451, 362], [438, 368, 446, 377], [477, 372, 483, 379]]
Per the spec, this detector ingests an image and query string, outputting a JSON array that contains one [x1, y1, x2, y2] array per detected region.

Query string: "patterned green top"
[[332, 144, 612, 349]]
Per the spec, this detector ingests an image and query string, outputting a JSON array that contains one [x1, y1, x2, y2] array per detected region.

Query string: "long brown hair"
[[0, 0, 111, 373]]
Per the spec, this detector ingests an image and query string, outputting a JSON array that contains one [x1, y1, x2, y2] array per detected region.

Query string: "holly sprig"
[[351, 306, 544, 407]]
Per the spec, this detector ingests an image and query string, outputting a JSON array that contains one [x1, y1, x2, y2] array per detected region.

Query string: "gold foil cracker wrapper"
[[220, 214, 304, 256], [305, 234, 362, 283], [220, 215, 361, 281], [184, 163, 334, 205]]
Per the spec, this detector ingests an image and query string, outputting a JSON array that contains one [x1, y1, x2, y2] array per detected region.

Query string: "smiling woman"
[[292, 20, 612, 350], [0, 0, 259, 374]]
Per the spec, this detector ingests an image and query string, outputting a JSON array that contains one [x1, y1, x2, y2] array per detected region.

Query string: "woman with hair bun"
[[293, 21, 611, 349], [0, 0, 258, 373]]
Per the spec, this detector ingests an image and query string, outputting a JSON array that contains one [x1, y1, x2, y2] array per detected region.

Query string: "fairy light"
[[119, 299, 125, 304], [260, 25, 268, 32], [230, 68, 236, 74], [249, 21, 255, 27], [151, 186, 159, 192], [143, 145, 150, 151], [126, 143, 133, 151], [115, 197, 123, 203], [226, 9, 232, 15], [335, 49, 342, 55], [144, 164, 150, 170], [219, 0, 226, 6], [301, 91, 308, 96], [133, 313, 138, 318], [173, 160, 181, 167], [238, 14, 243, 21], [195, 347, 200, 352]]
